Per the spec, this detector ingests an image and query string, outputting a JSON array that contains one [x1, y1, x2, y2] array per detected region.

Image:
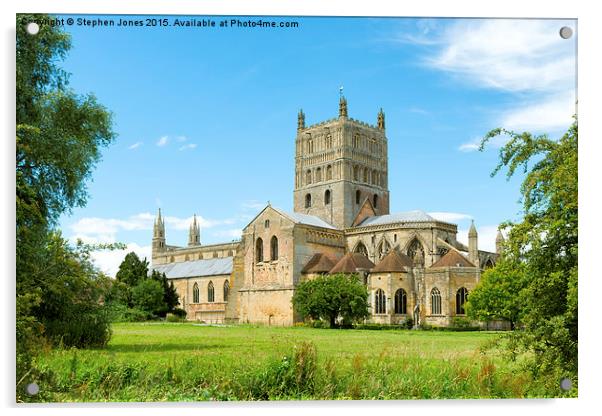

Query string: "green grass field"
[[31, 322, 559, 401]]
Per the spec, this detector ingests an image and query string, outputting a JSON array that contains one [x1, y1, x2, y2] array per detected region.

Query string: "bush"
[[132, 279, 165, 315], [106, 303, 152, 322], [171, 308, 187, 318], [44, 304, 112, 348], [166, 313, 186, 323]]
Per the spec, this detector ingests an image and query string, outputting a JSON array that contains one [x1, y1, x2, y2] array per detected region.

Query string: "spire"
[[468, 220, 478, 237], [468, 220, 478, 265], [377, 108, 385, 130], [152, 208, 166, 255], [496, 229, 505, 255], [297, 109, 305, 131], [188, 214, 201, 247], [339, 95, 348, 118]]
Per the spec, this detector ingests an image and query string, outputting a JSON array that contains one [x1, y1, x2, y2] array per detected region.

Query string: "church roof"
[[272, 207, 337, 230], [329, 252, 375, 274], [152, 257, 233, 279], [301, 253, 339, 274], [372, 249, 413, 272], [430, 250, 475, 268], [357, 210, 438, 227]]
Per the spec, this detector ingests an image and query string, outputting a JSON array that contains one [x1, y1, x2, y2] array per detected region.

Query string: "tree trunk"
[[329, 314, 336, 329]]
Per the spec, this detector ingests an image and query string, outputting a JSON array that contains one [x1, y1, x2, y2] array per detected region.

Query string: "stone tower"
[[293, 96, 390, 229], [495, 229, 505, 255], [188, 214, 201, 247], [152, 208, 166, 256]]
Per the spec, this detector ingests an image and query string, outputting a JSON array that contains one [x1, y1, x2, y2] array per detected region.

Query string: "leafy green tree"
[[466, 260, 526, 330], [115, 252, 149, 294], [16, 13, 116, 399], [150, 270, 180, 314], [292, 274, 369, 328], [480, 118, 578, 383], [132, 279, 166, 315]]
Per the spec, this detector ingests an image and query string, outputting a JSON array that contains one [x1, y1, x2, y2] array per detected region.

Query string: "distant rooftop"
[[358, 210, 439, 227], [152, 257, 233, 279], [272, 207, 337, 230]]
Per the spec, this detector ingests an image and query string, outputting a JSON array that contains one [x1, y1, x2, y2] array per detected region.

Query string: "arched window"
[[373, 194, 378, 208], [326, 165, 332, 180], [377, 239, 390, 260], [255, 238, 263, 263], [363, 167, 368, 183], [324, 189, 331, 205], [354, 241, 368, 257], [456, 287, 469, 314], [407, 238, 425, 267], [316, 167, 322, 182], [325, 134, 332, 149], [223, 280, 230, 302], [355, 190, 361, 204], [307, 138, 313, 153], [193, 283, 200, 303], [305, 193, 312, 208], [394, 289, 407, 314], [213, 252, 219, 258], [372, 169, 377, 185], [306, 169, 312, 185], [264, 219, 270, 228], [353, 165, 359, 181], [208, 281, 214, 303], [353, 134, 359, 148], [227, 250, 233, 257], [375, 289, 386, 314], [270, 236, 278, 261], [484, 259, 494, 269], [431, 287, 441, 315]]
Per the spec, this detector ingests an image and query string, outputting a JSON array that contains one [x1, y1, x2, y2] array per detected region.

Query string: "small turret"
[[468, 220, 478, 265], [152, 208, 166, 255], [339, 95, 348, 118], [188, 214, 201, 247], [495, 229, 505, 255], [297, 109, 305, 131], [377, 108, 385, 130]]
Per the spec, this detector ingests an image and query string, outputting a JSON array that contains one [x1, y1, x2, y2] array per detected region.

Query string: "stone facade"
[[151, 98, 501, 327]]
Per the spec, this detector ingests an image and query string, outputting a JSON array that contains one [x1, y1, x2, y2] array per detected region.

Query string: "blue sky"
[[53, 15, 577, 276]]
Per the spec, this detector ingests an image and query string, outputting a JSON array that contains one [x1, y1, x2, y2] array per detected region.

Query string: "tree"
[[479, 118, 578, 383], [116, 252, 149, 294], [466, 260, 526, 330], [292, 274, 369, 328], [16, 13, 116, 399], [150, 270, 180, 314], [132, 279, 166, 315]]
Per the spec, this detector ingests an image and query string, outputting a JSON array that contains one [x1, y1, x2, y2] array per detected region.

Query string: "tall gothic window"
[[431, 287, 442, 315], [353, 165, 359, 181], [270, 236, 278, 261], [255, 238, 263, 263], [394, 289, 407, 314], [208, 281, 214, 303], [305, 193, 312, 208], [307, 138, 313, 153], [326, 165, 332, 180], [326, 134, 332, 149], [223, 280, 230, 302], [373, 194, 378, 208], [456, 287, 469, 314], [363, 167, 368, 183], [356, 190, 361, 204], [377, 239, 390, 260], [407, 238, 425, 267], [324, 189, 331, 205], [193, 283, 200, 303], [353, 134, 359, 148], [316, 167, 322, 182], [354, 242, 368, 257], [306, 169, 312, 185], [375, 289, 386, 314]]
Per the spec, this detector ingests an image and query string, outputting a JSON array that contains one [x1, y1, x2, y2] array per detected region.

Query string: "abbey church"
[[151, 97, 503, 327]]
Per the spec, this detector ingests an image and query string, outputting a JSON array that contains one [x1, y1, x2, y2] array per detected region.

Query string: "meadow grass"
[[30, 322, 561, 402]]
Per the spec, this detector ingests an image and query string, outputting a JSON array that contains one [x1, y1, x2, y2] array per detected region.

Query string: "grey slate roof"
[[358, 210, 437, 227], [152, 257, 233, 279], [272, 207, 337, 229]]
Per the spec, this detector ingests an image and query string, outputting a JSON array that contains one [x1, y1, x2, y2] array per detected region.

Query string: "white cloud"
[[156, 136, 169, 146], [211, 228, 243, 240], [457, 224, 499, 253], [428, 212, 472, 223], [458, 133, 511, 152], [178, 143, 197, 151], [500, 91, 576, 132], [91, 243, 152, 278], [241, 200, 266, 211], [69, 212, 232, 244], [423, 19, 575, 94], [128, 141, 143, 150], [176, 136, 188, 142]]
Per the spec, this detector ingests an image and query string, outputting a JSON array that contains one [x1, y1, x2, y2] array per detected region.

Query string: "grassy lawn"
[[31, 322, 552, 401]]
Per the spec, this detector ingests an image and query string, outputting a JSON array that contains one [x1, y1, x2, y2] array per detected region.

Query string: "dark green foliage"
[[116, 252, 149, 290], [292, 274, 369, 328], [478, 119, 578, 383], [132, 279, 166, 316], [150, 270, 179, 316]]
